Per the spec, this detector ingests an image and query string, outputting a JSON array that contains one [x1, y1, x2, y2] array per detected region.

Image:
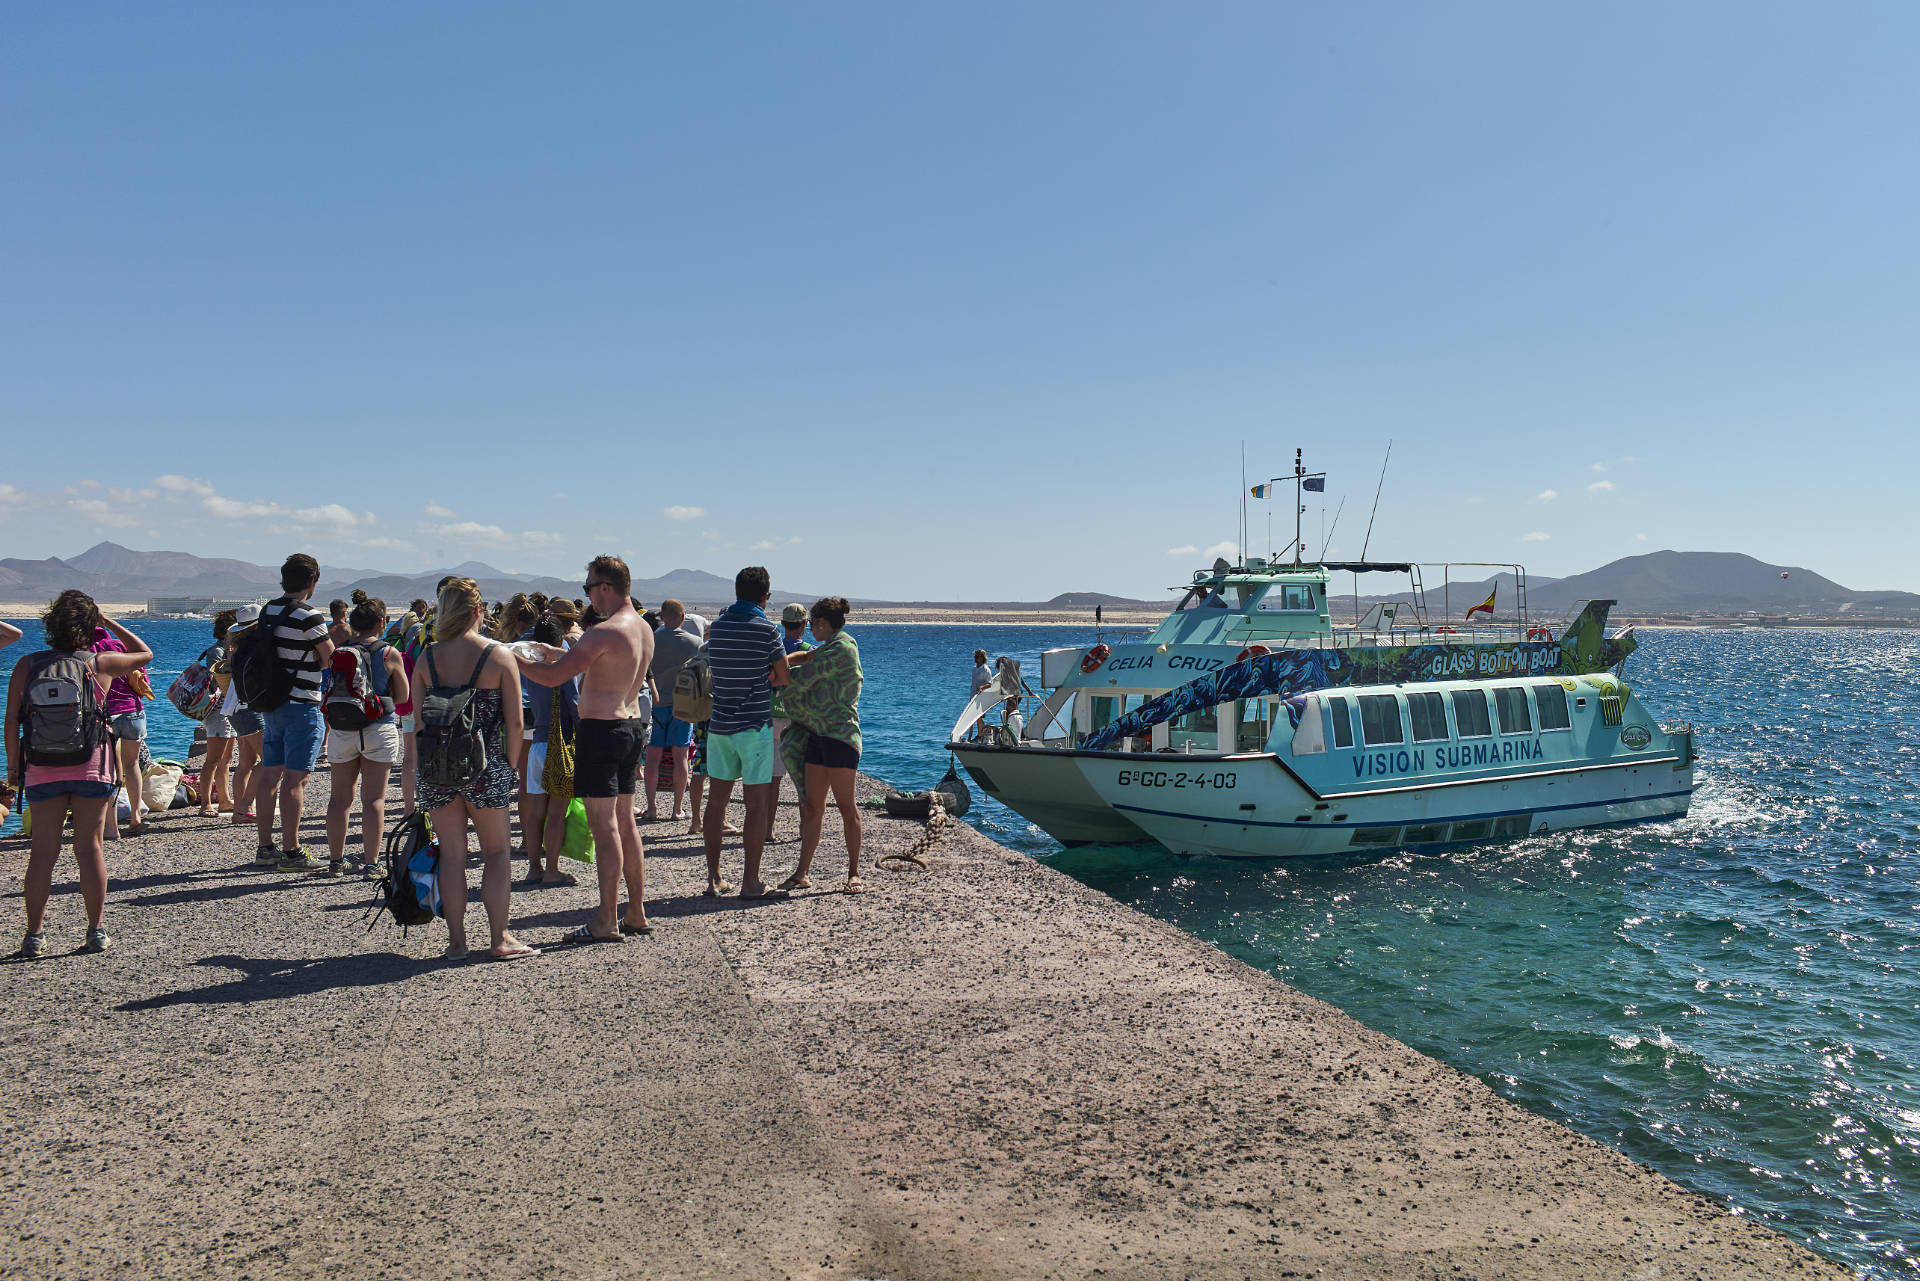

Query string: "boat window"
[[1492, 813, 1532, 838], [1290, 696, 1326, 755], [1326, 695, 1354, 749], [1494, 686, 1532, 735], [1452, 689, 1491, 738], [1407, 691, 1448, 743], [1449, 819, 1492, 842], [1237, 698, 1273, 752], [1359, 694, 1404, 746], [1350, 826, 1400, 847], [1089, 697, 1118, 732], [1258, 584, 1318, 612], [1533, 683, 1571, 731], [1403, 822, 1448, 845]]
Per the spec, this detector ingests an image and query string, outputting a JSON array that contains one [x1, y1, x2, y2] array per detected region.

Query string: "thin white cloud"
[[749, 535, 805, 551], [1462, 495, 1484, 505], [1200, 540, 1239, 561], [1522, 531, 1551, 542], [423, 501, 459, 519], [417, 518, 564, 551], [67, 497, 142, 529], [1535, 489, 1559, 503], [155, 474, 215, 497], [1634, 532, 1648, 542], [664, 505, 705, 521], [1165, 545, 1200, 557], [1588, 479, 1615, 494], [1591, 462, 1608, 472]]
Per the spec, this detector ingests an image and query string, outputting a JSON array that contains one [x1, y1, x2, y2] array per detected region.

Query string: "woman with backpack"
[[416, 578, 537, 962], [322, 598, 410, 879], [218, 604, 266, 825], [195, 610, 241, 817], [3, 591, 153, 958]]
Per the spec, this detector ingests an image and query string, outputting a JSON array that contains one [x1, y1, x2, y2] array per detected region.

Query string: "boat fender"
[[1235, 644, 1272, 664], [1079, 644, 1111, 674]]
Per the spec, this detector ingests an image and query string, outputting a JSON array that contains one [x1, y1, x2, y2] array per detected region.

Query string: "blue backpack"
[[364, 811, 441, 932]]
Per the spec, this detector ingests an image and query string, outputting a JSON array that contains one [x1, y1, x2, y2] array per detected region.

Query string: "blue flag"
[[1303, 476, 1325, 492], [1250, 483, 1272, 498]]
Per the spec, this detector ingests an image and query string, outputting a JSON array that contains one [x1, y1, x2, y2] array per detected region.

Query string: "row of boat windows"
[[1350, 813, 1534, 847], [1325, 683, 1572, 750]]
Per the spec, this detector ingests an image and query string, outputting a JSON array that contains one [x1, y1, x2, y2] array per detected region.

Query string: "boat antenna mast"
[[1360, 438, 1392, 562], [1255, 448, 1327, 565]]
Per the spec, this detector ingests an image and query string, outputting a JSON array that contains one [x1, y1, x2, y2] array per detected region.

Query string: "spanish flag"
[[1466, 586, 1496, 619]]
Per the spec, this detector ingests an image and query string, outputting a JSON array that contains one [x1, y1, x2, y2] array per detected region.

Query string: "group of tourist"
[[2, 553, 867, 962]]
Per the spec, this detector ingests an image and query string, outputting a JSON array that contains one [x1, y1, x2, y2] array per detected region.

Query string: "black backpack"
[[416, 643, 491, 790], [231, 606, 296, 712], [323, 640, 393, 731], [21, 650, 110, 767], [364, 810, 438, 932]]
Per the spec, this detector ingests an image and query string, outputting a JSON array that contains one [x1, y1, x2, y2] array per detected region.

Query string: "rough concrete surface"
[[1, 765, 1841, 1280]]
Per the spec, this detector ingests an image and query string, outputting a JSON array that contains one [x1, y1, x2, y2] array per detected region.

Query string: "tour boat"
[[1066, 673, 1695, 858]]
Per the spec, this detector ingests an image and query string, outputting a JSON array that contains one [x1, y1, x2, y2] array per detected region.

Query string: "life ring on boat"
[[1527, 627, 1554, 641], [1235, 644, 1272, 664], [1433, 626, 1458, 635], [1080, 643, 1111, 674]]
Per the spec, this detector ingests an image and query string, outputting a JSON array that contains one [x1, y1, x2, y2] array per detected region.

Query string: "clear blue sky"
[[4, 3, 1916, 600]]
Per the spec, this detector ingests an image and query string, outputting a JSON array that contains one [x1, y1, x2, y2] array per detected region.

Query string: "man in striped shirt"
[[702, 566, 790, 898], [252, 553, 335, 871]]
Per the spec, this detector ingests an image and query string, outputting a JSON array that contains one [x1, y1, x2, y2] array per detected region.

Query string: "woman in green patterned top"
[[775, 597, 864, 893]]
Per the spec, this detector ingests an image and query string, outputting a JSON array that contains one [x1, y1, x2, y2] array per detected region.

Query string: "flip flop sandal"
[[701, 883, 734, 898], [619, 921, 653, 936], [488, 945, 542, 961], [561, 924, 623, 946]]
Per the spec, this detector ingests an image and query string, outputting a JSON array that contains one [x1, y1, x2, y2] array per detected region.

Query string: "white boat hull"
[[1076, 751, 1694, 859], [950, 744, 1153, 846]]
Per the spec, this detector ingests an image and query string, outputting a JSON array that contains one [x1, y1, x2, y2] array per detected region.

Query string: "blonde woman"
[[417, 578, 537, 962]]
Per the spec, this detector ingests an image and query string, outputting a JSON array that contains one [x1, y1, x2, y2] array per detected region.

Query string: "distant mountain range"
[[1343, 551, 1920, 619], [3, 543, 1917, 619]]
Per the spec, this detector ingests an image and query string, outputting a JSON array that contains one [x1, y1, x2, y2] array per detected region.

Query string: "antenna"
[[1239, 442, 1248, 566], [1360, 439, 1393, 562], [1320, 496, 1345, 559]]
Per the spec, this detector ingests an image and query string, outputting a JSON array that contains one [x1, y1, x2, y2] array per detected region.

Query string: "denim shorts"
[[231, 707, 263, 737], [649, 705, 695, 749], [202, 710, 237, 739], [260, 701, 325, 772], [26, 780, 117, 803], [109, 710, 146, 742]]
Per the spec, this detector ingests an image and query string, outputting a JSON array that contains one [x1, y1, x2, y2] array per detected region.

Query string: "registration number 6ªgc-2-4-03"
[[1114, 769, 1237, 790]]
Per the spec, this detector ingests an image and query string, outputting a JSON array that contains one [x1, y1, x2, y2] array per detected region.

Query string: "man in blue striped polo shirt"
[[702, 566, 791, 898]]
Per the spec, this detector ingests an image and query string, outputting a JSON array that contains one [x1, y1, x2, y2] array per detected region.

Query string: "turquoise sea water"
[[4, 620, 1916, 1275]]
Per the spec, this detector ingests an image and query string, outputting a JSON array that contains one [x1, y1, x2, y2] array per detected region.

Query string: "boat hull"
[[950, 744, 1153, 846], [1075, 751, 1694, 859]]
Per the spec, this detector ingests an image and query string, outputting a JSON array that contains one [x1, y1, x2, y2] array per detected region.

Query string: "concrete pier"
[[1, 770, 1840, 1279]]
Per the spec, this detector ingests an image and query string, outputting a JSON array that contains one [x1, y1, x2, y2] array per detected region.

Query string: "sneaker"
[[359, 859, 382, 881], [314, 860, 344, 878], [253, 846, 280, 868], [279, 850, 325, 872], [80, 927, 111, 954], [17, 932, 45, 961]]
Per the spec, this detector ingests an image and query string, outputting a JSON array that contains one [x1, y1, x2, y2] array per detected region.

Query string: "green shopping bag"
[[559, 797, 595, 863]]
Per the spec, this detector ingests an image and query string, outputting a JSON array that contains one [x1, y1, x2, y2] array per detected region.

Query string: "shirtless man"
[[516, 555, 656, 942]]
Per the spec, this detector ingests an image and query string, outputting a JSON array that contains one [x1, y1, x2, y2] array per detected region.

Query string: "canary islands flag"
[[1250, 483, 1272, 498], [1466, 586, 1497, 618]]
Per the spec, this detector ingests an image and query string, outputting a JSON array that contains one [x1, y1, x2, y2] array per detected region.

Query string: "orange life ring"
[[1235, 644, 1272, 664], [1527, 627, 1553, 642], [1434, 626, 1458, 635], [1080, 643, 1111, 674]]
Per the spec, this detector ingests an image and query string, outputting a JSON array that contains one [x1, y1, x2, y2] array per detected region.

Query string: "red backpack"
[[323, 641, 394, 731]]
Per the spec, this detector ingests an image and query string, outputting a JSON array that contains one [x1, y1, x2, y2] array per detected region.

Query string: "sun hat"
[[780, 602, 808, 625], [231, 603, 262, 630]]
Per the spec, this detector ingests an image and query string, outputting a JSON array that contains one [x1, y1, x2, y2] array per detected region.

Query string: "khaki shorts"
[[326, 721, 402, 766]]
